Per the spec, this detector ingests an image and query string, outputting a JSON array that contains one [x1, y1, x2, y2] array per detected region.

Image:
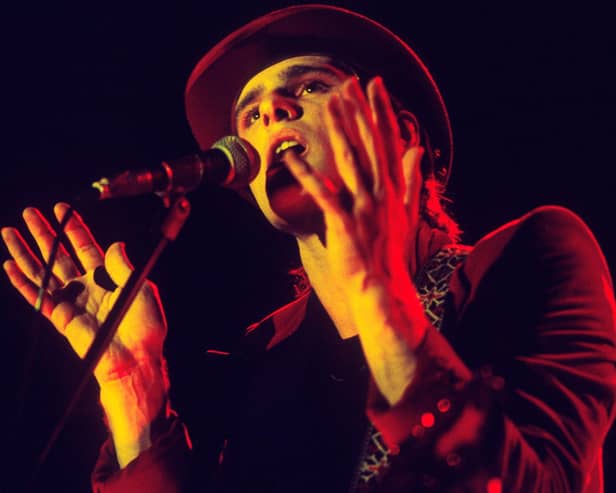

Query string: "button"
[[486, 477, 502, 493], [490, 376, 505, 390], [421, 412, 435, 428], [432, 369, 445, 380], [411, 424, 425, 438], [446, 452, 461, 467], [437, 398, 451, 413], [421, 474, 437, 488], [480, 365, 493, 379]]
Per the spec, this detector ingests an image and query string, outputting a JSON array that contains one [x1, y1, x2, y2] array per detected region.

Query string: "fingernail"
[[1, 227, 16, 242], [342, 76, 358, 93], [55, 202, 71, 212], [372, 75, 385, 89]]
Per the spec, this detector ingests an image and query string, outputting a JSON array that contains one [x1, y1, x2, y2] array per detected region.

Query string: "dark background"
[[2, 1, 615, 491]]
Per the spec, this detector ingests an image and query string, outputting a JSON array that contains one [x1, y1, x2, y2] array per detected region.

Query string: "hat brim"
[[185, 4, 453, 184]]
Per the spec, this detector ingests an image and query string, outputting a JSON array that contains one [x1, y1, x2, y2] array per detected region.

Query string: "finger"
[[3, 259, 55, 318], [51, 300, 87, 339], [284, 151, 348, 227], [325, 92, 372, 211], [1, 227, 62, 291], [104, 242, 133, 288], [22, 207, 81, 283], [334, 78, 377, 194], [54, 202, 104, 271], [367, 77, 404, 193], [402, 146, 425, 209], [62, 313, 96, 358], [401, 145, 424, 275], [341, 77, 385, 197]]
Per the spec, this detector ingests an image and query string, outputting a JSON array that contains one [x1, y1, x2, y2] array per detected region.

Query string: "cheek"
[[311, 126, 338, 178], [243, 136, 271, 179], [248, 168, 267, 203]]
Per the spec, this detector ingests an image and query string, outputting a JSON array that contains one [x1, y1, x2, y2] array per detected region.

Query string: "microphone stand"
[[26, 194, 191, 492]]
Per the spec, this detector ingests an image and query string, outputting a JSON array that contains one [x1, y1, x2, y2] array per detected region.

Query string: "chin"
[[268, 184, 324, 236]]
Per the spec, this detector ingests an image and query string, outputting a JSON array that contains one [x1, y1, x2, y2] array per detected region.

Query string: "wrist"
[[349, 274, 431, 405], [351, 271, 428, 349], [99, 358, 169, 467]]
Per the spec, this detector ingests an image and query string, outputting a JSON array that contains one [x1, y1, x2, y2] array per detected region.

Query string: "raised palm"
[[2, 202, 167, 383]]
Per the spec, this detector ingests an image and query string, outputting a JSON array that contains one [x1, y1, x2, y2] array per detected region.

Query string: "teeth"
[[275, 140, 301, 156]]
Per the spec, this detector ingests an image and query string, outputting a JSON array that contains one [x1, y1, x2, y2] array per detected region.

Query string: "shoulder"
[[446, 206, 615, 325], [444, 206, 616, 361], [464, 205, 611, 283], [477, 205, 598, 251], [501, 205, 600, 245]]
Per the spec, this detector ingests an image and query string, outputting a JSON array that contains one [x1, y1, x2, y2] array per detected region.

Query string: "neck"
[[295, 234, 358, 339]]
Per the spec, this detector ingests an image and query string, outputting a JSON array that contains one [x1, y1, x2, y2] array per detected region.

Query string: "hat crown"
[[185, 4, 453, 185]]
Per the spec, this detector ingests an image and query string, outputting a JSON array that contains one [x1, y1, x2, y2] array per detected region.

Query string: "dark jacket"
[[93, 206, 616, 492]]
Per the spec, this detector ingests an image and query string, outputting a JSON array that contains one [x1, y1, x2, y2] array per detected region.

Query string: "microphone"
[[91, 136, 260, 200]]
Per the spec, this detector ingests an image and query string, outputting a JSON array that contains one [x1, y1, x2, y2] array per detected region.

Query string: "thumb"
[[104, 242, 134, 287], [401, 145, 424, 208]]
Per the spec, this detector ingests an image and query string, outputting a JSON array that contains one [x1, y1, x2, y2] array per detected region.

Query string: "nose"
[[260, 93, 302, 126]]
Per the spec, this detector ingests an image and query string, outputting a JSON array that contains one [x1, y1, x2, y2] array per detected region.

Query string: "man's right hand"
[[2, 202, 167, 382], [2, 202, 169, 466]]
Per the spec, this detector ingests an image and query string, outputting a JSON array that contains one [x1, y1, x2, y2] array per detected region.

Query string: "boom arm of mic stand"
[[29, 196, 191, 490]]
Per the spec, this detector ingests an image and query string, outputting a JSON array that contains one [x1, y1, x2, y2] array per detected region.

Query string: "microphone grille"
[[211, 135, 260, 188]]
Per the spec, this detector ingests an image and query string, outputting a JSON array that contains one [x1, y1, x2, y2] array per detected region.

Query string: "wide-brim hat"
[[185, 3, 453, 185]]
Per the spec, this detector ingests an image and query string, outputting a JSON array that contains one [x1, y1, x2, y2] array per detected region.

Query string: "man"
[[3, 4, 616, 492]]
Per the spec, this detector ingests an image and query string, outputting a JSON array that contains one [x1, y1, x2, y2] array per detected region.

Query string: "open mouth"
[[268, 139, 307, 176]]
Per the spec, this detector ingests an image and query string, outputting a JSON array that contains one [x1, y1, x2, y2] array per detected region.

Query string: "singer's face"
[[234, 55, 352, 235]]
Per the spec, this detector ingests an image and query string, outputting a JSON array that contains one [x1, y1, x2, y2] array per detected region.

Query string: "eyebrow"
[[233, 64, 344, 123]]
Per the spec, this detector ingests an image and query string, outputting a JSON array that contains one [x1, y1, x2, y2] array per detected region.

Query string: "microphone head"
[[211, 135, 260, 188]]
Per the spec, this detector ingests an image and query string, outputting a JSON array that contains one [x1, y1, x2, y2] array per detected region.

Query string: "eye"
[[249, 109, 260, 122], [297, 80, 331, 96], [240, 107, 260, 128]]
